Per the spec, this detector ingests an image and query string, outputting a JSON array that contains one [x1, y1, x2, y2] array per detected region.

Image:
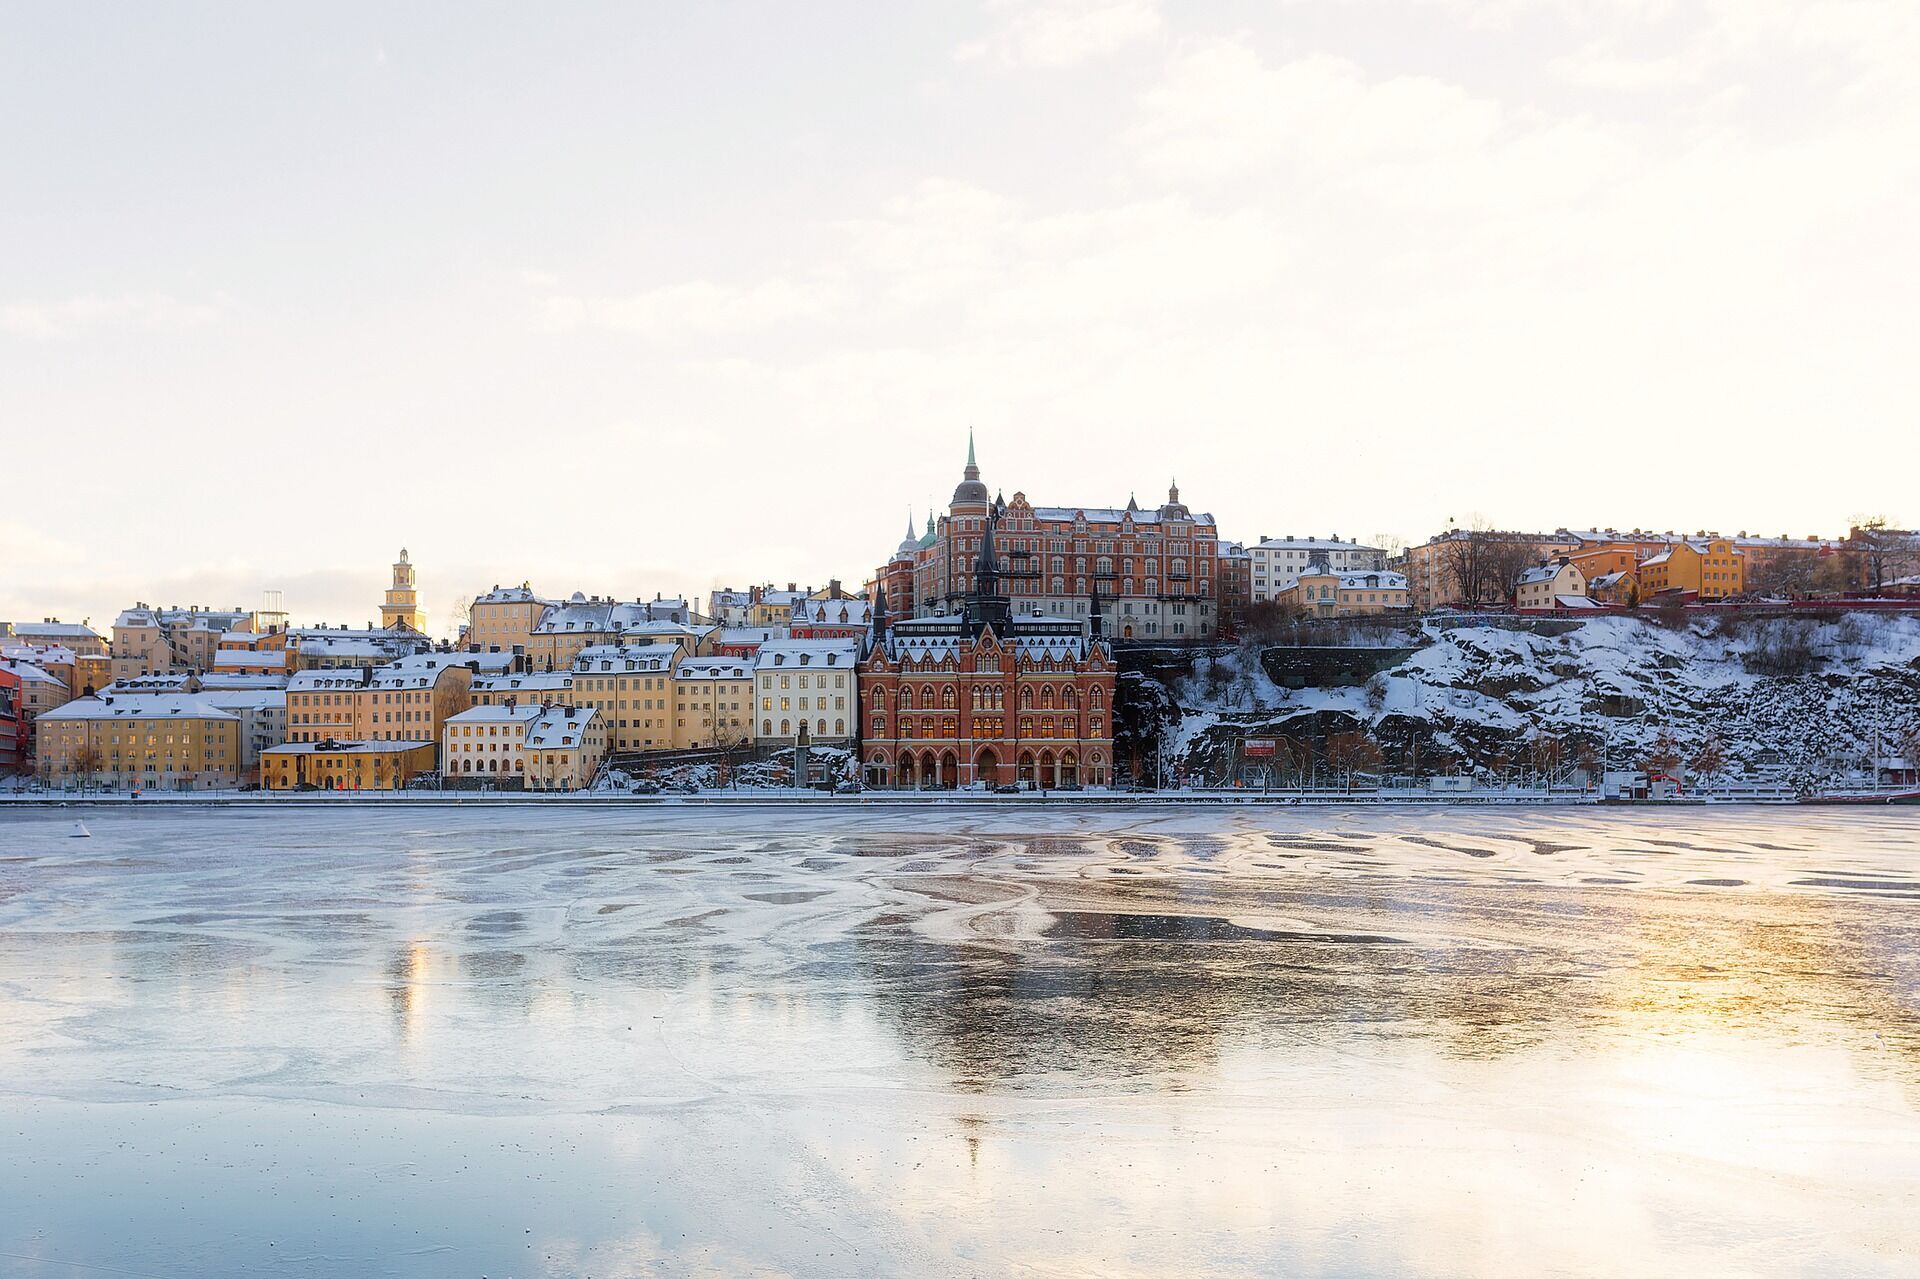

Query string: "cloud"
[[956, 0, 1162, 69], [0, 293, 224, 339]]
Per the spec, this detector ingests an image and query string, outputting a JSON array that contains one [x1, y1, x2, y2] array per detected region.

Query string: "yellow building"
[[672, 657, 754, 749], [466, 584, 552, 655], [36, 694, 243, 790], [5, 621, 108, 657], [469, 670, 575, 707], [443, 703, 541, 783], [380, 549, 426, 633], [262, 740, 437, 790], [525, 707, 607, 791], [1588, 570, 1638, 607], [569, 643, 682, 752], [1276, 569, 1413, 617], [111, 605, 254, 679], [284, 653, 476, 762], [1638, 539, 1746, 599], [1514, 559, 1586, 611]]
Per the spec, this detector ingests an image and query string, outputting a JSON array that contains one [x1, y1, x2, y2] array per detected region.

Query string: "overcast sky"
[[4, 1, 1916, 638]]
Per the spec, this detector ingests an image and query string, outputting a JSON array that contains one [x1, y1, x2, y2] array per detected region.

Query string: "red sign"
[[1243, 739, 1277, 757]]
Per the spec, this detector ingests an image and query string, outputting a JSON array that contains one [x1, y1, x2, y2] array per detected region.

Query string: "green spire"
[[966, 427, 976, 470]]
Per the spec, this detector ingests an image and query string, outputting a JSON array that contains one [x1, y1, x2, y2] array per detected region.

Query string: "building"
[[470, 670, 575, 708], [526, 596, 707, 671], [712, 627, 785, 658], [754, 639, 859, 748], [1403, 529, 1582, 610], [262, 740, 436, 791], [288, 625, 432, 670], [569, 643, 683, 752], [283, 653, 478, 761], [0, 665, 25, 775], [1515, 559, 1588, 611], [1587, 570, 1638, 607], [789, 597, 872, 642], [1249, 537, 1387, 602], [672, 656, 754, 749], [1216, 541, 1252, 638], [466, 584, 553, 656], [380, 549, 426, 633], [881, 438, 1222, 641], [1639, 538, 1745, 600], [3, 620, 108, 657], [443, 703, 542, 783], [525, 707, 606, 792], [1274, 568, 1413, 617], [858, 523, 1117, 790], [111, 605, 254, 679], [35, 694, 244, 790]]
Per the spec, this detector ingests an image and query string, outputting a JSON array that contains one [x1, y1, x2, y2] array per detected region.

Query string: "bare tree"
[[1642, 730, 1682, 777], [1849, 516, 1919, 593], [70, 745, 102, 791], [1691, 736, 1727, 786]]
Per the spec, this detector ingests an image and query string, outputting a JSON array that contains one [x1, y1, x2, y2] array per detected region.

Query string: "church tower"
[[380, 548, 426, 633]]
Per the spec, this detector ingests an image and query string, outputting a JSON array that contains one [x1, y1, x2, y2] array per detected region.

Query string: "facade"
[[1403, 530, 1582, 610], [671, 657, 754, 749], [569, 643, 682, 752], [470, 670, 575, 707], [443, 703, 542, 782], [712, 627, 784, 658], [1588, 570, 1638, 607], [789, 597, 872, 641], [859, 520, 1117, 790], [880, 440, 1222, 641], [1249, 537, 1387, 602], [0, 665, 24, 774], [1515, 559, 1588, 611], [284, 653, 477, 761], [111, 605, 254, 679], [289, 625, 433, 669], [1274, 569, 1413, 617], [36, 694, 243, 789], [1639, 538, 1745, 599], [754, 639, 859, 747], [4, 620, 108, 657], [525, 707, 606, 791], [1216, 541, 1252, 638], [262, 740, 436, 791], [527, 596, 705, 671], [466, 584, 553, 655], [380, 549, 426, 632]]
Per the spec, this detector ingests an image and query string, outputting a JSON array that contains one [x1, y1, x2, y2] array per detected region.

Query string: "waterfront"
[[2, 807, 1918, 1277]]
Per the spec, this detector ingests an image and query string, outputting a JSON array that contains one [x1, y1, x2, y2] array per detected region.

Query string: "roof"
[[263, 739, 434, 756], [472, 671, 574, 693], [446, 704, 542, 726], [754, 639, 859, 670], [1554, 595, 1603, 609], [37, 694, 240, 724], [1517, 564, 1574, 586], [0, 658, 67, 689], [526, 707, 599, 749], [791, 598, 873, 627], [573, 643, 681, 672], [676, 657, 752, 680], [473, 585, 554, 605], [716, 627, 785, 645], [8, 621, 102, 640], [2, 643, 77, 666], [1251, 537, 1383, 554], [1030, 506, 1217, 528]]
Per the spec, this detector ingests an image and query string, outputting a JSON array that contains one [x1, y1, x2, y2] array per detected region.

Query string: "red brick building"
[[877, 436, 1224, 642], [860, 519, 1117, 790], [0, 664, 26, 776]]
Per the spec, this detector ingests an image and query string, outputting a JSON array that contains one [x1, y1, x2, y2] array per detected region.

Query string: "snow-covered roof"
[[195, 688, 287, 713], [263, 739, 434, 755], [113, 607, 250, 631], [472, 672, 574, 693], [100, 675, 194, 694], [716, 626, 785, 645], [446, 704, 542, 726], [9, 621, 101, 640], [526, 707, 598, 749], [1554, 595, 1603, 609], [1030, 506, 1216, 528], [369, 654, 480, 690], [212, 650, 287, 669], [1517, 564, 1575, 586], [791, 598, 873, 627], [676, 657, 752, 681], [473, 585, 553, 605], [37, 695, 240, 724], [573, 643, 680, 672], [754, 639, 858, 670], [1251, 536, 1382, 554], [2, 643, 76, 666], [0, 658, 66, 689], [1589, 571, 1632, 589]]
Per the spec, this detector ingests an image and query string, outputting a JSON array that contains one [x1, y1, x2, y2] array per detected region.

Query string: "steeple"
[[950, 429, 989, 509], [870, 584, 888, 651], [966, 427, 977, 473]]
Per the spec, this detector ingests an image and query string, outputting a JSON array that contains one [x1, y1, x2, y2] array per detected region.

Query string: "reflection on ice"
[[1, 805, 1918, 1276]]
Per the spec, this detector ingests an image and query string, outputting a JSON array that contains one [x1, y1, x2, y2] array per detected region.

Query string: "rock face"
[[1129, 614, 1920, 788]]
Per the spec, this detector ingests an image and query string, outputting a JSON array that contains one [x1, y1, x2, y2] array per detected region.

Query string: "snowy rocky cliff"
[[1128, 614, 1920, 787]]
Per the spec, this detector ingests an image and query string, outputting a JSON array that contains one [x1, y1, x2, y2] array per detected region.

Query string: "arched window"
[[901, 687, 915, 710], [942, 686, 956, 709], [1091, 686, 1104, 708], [1020, 686, 1033, 709], [921, 683, 936, 706], [1063, 686, 1078, 708], [834, 719, 845, 735], [1041, 686, 1054, 710], [781, 719, 791, 735], [872, 689, 885, 711]]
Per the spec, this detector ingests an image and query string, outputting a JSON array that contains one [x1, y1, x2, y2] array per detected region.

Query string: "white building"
[[1515, 559, 1588, 611], [753, 639, 858, 747], [443, 703, 542, 782], [525, 706, 606, 791], [1249, 536, 1388, 602]]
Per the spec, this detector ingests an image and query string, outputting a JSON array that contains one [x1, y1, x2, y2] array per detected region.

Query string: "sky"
[[4, 0, 1917, 639]]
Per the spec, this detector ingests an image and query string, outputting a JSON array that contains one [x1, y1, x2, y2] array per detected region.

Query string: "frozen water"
[[2, 805, 1919, 1276]]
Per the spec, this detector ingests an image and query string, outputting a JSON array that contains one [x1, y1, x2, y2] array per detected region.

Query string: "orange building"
[[1638, 539, 1746, 599]]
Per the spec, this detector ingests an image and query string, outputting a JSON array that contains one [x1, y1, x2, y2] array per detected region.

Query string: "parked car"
[[992, 783, 1022, 795], [292, 782, 319, 792], [629, 778, 661, 795], [835, 780, 863, 794]]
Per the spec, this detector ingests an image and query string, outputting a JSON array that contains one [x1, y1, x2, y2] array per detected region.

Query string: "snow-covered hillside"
[[1144, 614, 1920, 786]]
